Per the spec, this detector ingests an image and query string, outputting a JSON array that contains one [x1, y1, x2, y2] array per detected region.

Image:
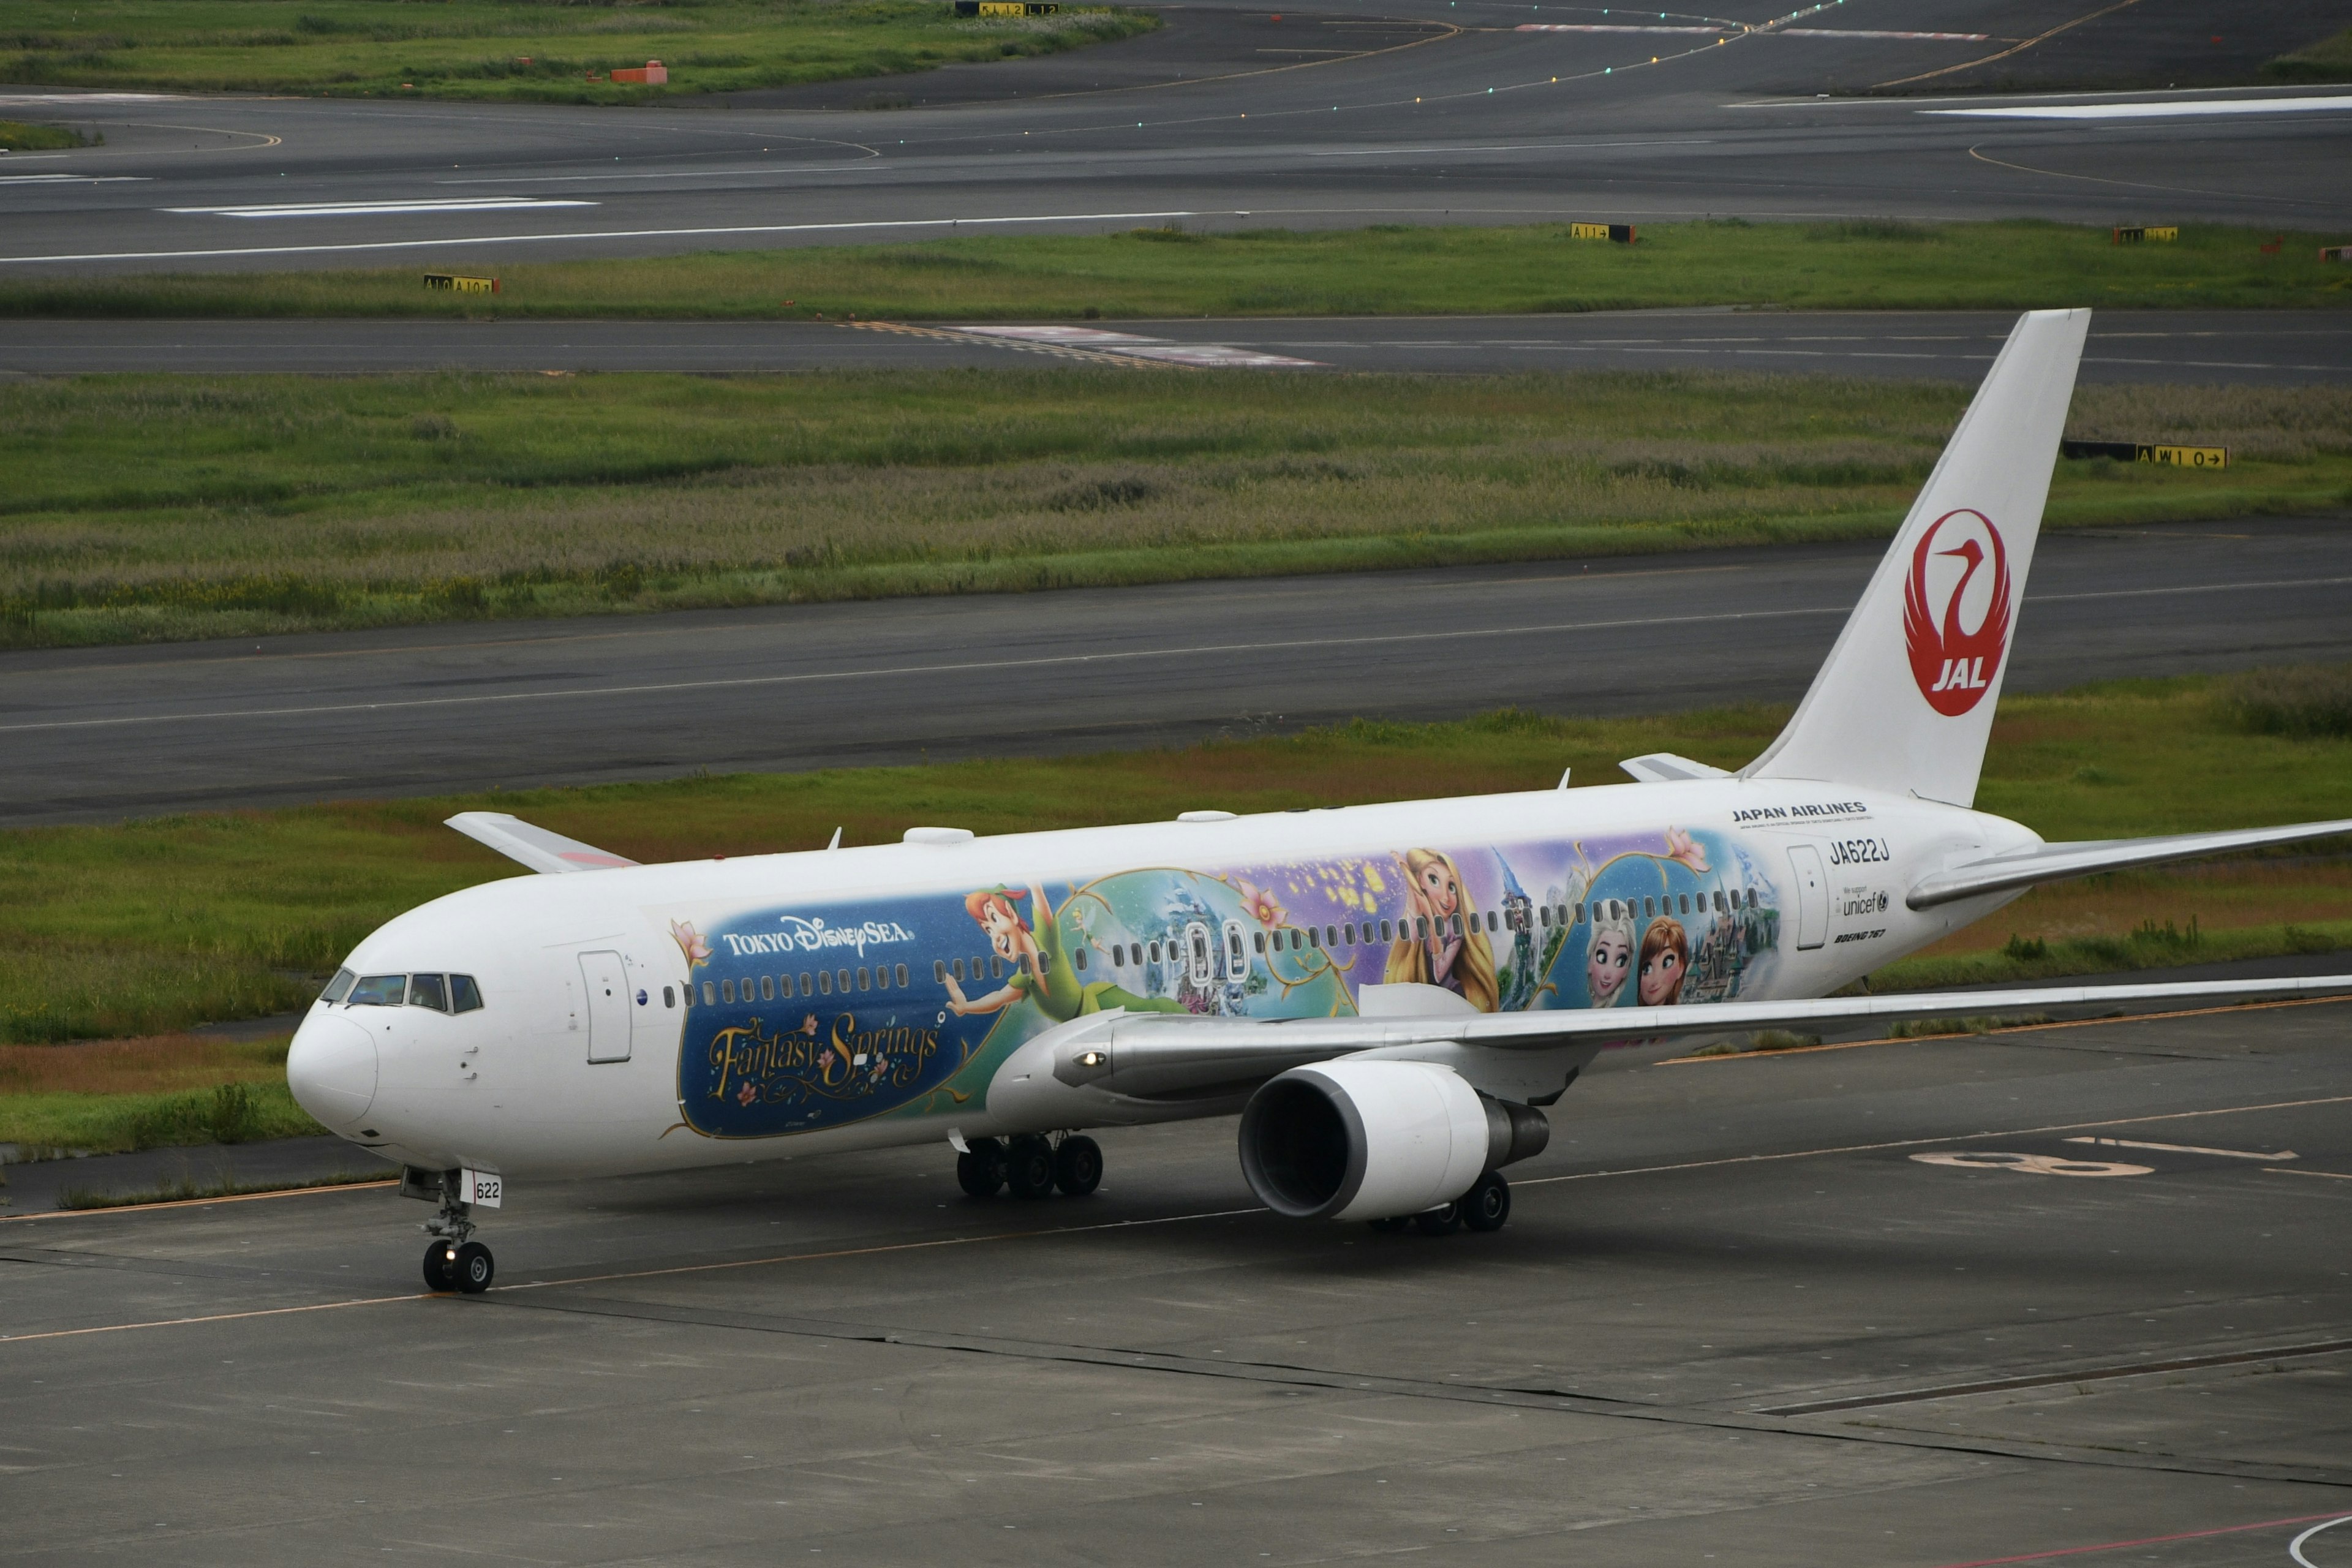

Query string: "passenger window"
[[701, 980, 716, 1006], [408, 973, 449, 1012], [989, 956, 1003, 981], [348, 974, 405, 1008], [1381, 919, 1394, 941], [818, 970, 833, 995], [952, 958, 965, 981], [722, 979, 736, 1003], [322, 968, 356, 1005], [662, 985, 675, 1008], [895, 963, 909, 987], [935, 959, 948, 982], [1074, 948, 1088, 973], [1747, 889, 1758, 908], [837, 968, 852, 993], [858, 968, 871, 991]]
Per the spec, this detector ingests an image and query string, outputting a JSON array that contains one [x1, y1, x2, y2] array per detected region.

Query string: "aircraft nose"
[[287, 1013, 379, 1129]]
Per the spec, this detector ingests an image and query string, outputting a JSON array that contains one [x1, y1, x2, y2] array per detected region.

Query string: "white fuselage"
[[288, 778, 2035, 1182]]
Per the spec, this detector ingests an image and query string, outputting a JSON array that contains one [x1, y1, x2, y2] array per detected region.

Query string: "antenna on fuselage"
[[826, 826, 843, 851]]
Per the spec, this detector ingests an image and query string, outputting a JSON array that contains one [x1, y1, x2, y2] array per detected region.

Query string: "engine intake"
[[1237, 1060, 1549, 1221]]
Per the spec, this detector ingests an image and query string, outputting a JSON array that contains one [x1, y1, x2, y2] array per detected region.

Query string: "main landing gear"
[[1366, 1170, 1512, 1238], [956, 1133, 1103, 1200], [415, 1171, 496, 1294]]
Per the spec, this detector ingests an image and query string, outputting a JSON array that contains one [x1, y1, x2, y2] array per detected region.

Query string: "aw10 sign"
[[1902, 508, 2012, 716]]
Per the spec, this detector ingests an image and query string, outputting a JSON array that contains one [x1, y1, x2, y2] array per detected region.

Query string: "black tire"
[[1006, 1135, 1057, 1200], [1414, 1201, 1463, 1237], [1366, 1216, 1412, 1234], [956, 1141, 1007, 1198], [1054, 1134, 1103, 1197], [453, 1240, 496, 1294], [1462, 1172, 1511, 1233], [422, 1241, 458, 1292]]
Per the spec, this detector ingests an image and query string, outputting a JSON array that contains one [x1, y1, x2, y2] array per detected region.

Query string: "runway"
[[8, 307, 2351, 381], [1, 1, 2348, 279], [4, 998, 2348, 1563], [2, 516, 2348, 827]]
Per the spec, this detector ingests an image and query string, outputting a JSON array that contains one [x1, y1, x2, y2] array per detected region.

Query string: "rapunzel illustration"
[[1383, 848, 1498, 1012], [944, 885, 1186, 1021], [1585, 915, 1634, 1008], [1638, 917, 1689, 1006]]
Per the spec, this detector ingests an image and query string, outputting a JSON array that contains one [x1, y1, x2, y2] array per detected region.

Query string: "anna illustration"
[[1383, 848, 1498, 1012], [1638, 917, 1689, 1006], [1584, 914, 1635, 1008], [944, 885, 1187, 1022]]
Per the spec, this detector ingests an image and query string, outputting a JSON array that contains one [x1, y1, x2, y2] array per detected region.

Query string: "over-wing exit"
[[284, 310, 2352, 1295]]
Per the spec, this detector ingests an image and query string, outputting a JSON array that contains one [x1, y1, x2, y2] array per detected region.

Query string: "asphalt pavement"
[[1, 1, 2347, 281], [5, 998, 2348, 1562], [7, 307, 2350, 380], [2, 516, 2346, 827]]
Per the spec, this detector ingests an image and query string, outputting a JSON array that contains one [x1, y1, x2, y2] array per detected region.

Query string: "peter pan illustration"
[[944, 885, 1188, 1021]]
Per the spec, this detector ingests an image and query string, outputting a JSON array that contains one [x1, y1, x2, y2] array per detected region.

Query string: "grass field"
[[1, 0, 1154, 102], [4, 369, 2345, 647], [9, 222, 2351, 322], [0, 119, 94, 151], [2267, 27, 2352, 83], [0, 668, 2346, 1066]]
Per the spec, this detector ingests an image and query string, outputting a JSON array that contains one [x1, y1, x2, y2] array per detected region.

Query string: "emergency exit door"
[[579, 949, 632, 1062], [1786, 846, 1828, 951]]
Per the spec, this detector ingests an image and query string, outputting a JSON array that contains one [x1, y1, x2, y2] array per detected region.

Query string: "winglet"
[[446, 812, 639, 875]]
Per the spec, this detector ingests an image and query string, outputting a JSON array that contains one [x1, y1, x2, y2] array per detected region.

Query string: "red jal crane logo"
[[1902, 508, 2012, 717]]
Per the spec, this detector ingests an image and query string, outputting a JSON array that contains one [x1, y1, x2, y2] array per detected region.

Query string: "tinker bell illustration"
[[1382, 848, 1499, 1013], [944, 885, 1188, 1022]]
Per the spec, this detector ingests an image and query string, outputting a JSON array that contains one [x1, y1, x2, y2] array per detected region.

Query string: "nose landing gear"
[[409, 1167, 496, 1294]]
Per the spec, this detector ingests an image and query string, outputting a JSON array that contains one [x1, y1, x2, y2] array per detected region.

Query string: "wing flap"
[[1910, 818, 2352, 908], [445, 812, 641, 875]]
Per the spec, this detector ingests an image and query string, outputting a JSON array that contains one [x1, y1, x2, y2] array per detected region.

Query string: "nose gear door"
[[580, 949, 631, 1061]]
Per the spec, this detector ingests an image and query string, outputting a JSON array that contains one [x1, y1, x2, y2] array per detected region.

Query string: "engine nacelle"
[[1237, 1060, 1550, 1221]]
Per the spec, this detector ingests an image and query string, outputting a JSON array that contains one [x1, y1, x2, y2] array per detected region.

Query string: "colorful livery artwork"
[[665, 827, 1783, 1140]]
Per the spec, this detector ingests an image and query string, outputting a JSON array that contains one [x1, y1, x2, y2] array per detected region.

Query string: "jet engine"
[[1237, 1060, 1550, 1221]]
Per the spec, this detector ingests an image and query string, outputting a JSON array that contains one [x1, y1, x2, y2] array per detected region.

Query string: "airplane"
[[285, 308, 2352, 1295]]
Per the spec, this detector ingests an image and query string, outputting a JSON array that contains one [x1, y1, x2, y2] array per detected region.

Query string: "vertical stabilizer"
[[1742, 308, 2089, 807]]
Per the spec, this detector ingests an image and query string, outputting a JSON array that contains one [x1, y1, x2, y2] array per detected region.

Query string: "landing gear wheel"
[[452, 1240, 496, 1294], [1366, 1216, 1412, 1234], [1461, 1172, 1511, 1233], [1053, 1135, 1103, 1197], [957, 1138, 1008, 1198], [1006, 1134, 1057, 1200], [422, 1240, 459, 1292], [1413, 1201, 1463, 1237]]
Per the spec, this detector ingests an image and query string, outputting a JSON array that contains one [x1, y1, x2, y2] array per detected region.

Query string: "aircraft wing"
[[1044, 973, 2352, 1098], [445, 812, 641, 875], [1618, 752, 1733, 783], [1909, 818, 2352, 908]]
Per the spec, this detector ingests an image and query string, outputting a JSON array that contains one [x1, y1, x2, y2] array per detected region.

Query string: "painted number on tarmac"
[[1911, 1151, 2152, 1178]]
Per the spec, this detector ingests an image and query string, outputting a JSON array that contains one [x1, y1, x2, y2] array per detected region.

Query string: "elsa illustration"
[[1383, 848, 1498, 1012], [1584, 911, 1635, 1008], [944, 885, 1186, 1021]]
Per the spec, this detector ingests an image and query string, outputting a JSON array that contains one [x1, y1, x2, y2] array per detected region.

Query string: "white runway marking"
[[0, 175, 150, 186], [956, 323, 1319, 368], [1910, 1151, 2152, 1177], [163, 197, 598, 219], [2064, 1136, 2295, 1161], [0, 207, 1228, 265], [1930, 94, 2352, 120]]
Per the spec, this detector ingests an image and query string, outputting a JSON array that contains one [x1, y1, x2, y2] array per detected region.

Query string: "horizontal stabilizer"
[[1909, 817, 2352, 908], [1049, 973, 2352, 1098], [445, 812, 639, 875], [1619, 752, 1733, 784]]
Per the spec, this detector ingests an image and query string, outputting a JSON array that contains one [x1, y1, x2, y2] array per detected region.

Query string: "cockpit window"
[[320, 969, 356, 1005], [347, 974, 405, 1007], [451, 974, 484, 1013], [408, 973, 450, 1012]]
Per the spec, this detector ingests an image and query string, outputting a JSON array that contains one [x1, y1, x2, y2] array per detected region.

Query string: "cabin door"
[[579, 949, 633, 1062], [1786, 846, 1828, 951]]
